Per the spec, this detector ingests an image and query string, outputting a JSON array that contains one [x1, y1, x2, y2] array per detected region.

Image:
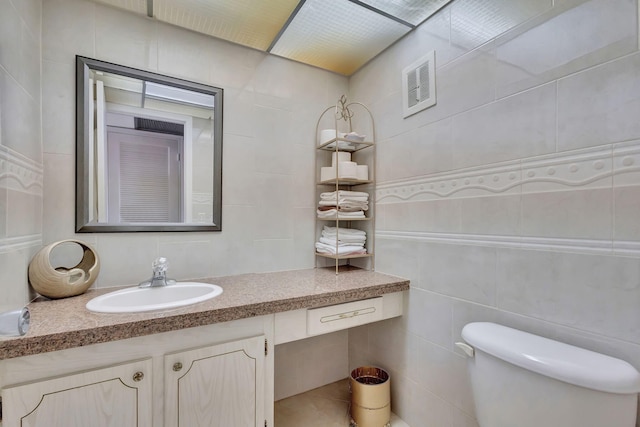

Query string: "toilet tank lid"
[[462, 322, 640, 394]]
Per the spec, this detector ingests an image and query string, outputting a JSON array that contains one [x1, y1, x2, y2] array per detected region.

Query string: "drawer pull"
[[132, 371, 144, 382], [173, 362, 183, 372], [321, 307, 375, 323], [307, 296, 384, 335]]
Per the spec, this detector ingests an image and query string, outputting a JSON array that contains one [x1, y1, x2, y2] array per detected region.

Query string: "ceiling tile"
[[451, 0, 551, 50], [358, 0, 453, 26], [271, 0, 411, 75], [154, 0, 300, 51]]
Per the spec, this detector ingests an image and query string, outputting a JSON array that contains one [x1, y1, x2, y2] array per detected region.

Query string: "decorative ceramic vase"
[[28, 239, 100, 299]]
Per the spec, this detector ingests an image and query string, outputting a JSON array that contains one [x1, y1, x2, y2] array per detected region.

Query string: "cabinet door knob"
[[132, 371, 144, 382], [173, 362, 183, 372]]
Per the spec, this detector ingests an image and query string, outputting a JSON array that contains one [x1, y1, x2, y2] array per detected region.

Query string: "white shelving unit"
[[314, 96, 376, 274]]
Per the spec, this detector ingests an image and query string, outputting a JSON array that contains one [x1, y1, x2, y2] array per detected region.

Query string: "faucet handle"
[[152, 257, 168, 274]]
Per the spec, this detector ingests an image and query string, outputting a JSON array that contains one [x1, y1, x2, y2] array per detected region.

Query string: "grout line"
[[610, 145, 616, 250], [555, 80, 559, 153]]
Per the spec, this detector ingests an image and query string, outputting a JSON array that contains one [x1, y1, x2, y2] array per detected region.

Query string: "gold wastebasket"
[[350, 366, 391, 427]]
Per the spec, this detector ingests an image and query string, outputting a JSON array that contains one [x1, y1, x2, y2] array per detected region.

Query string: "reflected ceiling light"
[[144, 82, 216, 109]]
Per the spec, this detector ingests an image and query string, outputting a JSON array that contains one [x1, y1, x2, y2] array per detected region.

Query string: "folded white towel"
[[317, 205, 366, 213], [319, 197, 369, 204], [318, 200, 369, 210], [320, 190, 369, 200], [321, 231, 366, 242], [323, 226, 366, 236], [319, 236, 365, 246], [315, 242, 367, 255], [317, 209, 365, 219]]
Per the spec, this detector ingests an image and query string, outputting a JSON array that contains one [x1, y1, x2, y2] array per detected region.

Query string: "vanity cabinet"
[[164, 336, 265, 427], [315, 96, 376, 273], [0, 286, 407, 427], [1, 337, 266, 427], [1, 358, 152, 427], [0, 316, 273, 427]]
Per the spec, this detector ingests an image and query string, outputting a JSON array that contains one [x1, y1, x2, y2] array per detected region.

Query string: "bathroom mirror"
[[76, 56, 223, 232]]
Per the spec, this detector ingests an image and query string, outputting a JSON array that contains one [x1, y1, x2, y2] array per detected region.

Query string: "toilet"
[[458, 322, 640, 427]]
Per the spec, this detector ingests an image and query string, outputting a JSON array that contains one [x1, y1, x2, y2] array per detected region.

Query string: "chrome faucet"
[[139, 257, 176, 288]]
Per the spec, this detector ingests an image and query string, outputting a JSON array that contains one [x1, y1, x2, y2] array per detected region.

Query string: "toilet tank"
[[460, 322, 640, 427]]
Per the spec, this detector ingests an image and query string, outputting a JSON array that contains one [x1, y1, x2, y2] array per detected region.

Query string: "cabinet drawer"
[[307, 297, 383, 335]]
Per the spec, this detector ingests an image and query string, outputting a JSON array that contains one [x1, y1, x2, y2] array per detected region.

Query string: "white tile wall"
[[0, 0, 349, 398], [377, 118, 453, 182], [5, 0, 640, 421], [494, 0, 637, 98], [349, 0, 640, 425], [557, 51, 640, 151], [275, 331, 349, 401], [37, 0, 348, 287], [95, 5, 158, 71], [451, 82, 557, 169], [0, 0, 42, 309], [42, 61, 74, 155], [614, 186, 640, 240]]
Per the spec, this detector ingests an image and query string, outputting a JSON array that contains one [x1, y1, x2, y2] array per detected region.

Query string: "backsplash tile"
[[42, 153, 74, 243]]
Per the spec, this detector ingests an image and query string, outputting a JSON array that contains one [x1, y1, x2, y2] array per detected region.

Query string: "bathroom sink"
[[86, 282, 223, 313]]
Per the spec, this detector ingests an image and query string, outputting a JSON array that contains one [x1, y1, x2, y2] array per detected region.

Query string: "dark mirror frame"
[[76, 56, 223, 232]]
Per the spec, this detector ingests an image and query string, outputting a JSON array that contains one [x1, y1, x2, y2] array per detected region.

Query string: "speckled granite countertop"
[[0, 267, 408, 360]]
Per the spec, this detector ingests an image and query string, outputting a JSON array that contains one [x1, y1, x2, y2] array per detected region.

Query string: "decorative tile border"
[[613, 140, 640, 186], [0, 146, 43, 195], [375, 142, 638, 203], [0, 234, 42, 254], [376, 230, 640, 257]]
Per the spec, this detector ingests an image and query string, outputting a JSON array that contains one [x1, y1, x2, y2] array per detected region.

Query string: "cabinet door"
[[164, 335, 265, 427], [1, 358, 152, 427]]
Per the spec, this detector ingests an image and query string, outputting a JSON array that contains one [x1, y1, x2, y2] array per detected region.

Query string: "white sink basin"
[[86, 282, 223, 313]]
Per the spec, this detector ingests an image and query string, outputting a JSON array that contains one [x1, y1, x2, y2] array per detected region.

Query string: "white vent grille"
[[402, 50, 436, 118]]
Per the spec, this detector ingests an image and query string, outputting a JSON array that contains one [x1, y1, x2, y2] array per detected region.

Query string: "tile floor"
[[274, 379, 409, 426]]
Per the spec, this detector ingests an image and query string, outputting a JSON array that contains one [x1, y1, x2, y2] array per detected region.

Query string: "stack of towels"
[[315, 226, 367, 256], [317, 190, 369, 219]]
